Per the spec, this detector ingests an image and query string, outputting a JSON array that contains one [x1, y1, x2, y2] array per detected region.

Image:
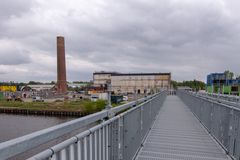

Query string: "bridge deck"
[[135, 96, 230, 160]]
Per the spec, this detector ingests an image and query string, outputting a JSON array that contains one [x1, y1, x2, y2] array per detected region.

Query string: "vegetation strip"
[[0, 99, 106, 116]]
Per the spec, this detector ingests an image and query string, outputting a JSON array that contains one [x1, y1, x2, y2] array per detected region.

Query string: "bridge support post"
[[118, 117, 124, 160], [228, 108, 236, 156], [110, 120, 118, 160], [109, 116, 124, 160]]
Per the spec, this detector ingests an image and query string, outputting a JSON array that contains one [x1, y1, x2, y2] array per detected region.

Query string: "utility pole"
[[106, 82, 112, 110], [134, 86, 137, 101]]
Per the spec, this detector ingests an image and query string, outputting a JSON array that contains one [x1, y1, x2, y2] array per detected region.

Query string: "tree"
[[236, 75, 240, 80], [176, 80, 205, 91], [171, 80, 178, 89], [28, 81, 42, 85], [224, 70, 234, 79], [50, 81, 56, 84]]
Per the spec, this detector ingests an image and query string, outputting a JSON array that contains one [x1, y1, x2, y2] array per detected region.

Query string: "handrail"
[[186, 91, 240, 112], [27, 116, 121, 160], [27, 91, 166, 160], [177, 90, 240, 159], [0, 92, 162, 159], [196, 92, 240, 103]]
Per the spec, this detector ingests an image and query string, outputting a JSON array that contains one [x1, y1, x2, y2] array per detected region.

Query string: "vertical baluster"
[[89, 133, 93, 160], [65, 146, 70, 160], [94, 131, 98, 160], [67, 145, 72, 160], [103, 126, 105, 160], [79, 139, 82, 160], [106, 125, 109, 160], [51, 154, 57, 160], [99, 128, 102, 160], [55, 151, 61, 160], [84, 137, 88, 160], [73, 140, 79, 160]]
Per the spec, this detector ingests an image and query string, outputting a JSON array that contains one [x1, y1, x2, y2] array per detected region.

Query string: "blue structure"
[[207, 73, 240, 95]]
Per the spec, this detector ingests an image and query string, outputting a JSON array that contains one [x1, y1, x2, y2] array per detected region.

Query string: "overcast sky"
[[0, 0, 240, 82]]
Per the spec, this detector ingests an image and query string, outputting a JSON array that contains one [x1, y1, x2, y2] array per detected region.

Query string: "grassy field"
[[0, 99, 107, 114]]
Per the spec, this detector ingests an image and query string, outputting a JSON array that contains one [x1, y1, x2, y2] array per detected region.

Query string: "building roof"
[[93, 71, 119, 75], [94, 72, 171, 76], [111, 73, 171, 76], [207, 73, 225, 76]]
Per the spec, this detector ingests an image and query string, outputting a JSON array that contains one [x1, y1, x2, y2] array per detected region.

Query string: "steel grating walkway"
[[135, 96, 230, 160]]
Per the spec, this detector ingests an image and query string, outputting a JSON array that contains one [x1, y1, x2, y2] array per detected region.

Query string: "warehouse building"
[[93, 72, 171, 94]]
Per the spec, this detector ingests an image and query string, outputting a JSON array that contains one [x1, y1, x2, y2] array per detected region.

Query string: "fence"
[[204, 92, 239, 102], [177, 90, 240, 159], [27, 91, 166, 160], [0, 91, 166, 160], [196, 92, 240, 107]]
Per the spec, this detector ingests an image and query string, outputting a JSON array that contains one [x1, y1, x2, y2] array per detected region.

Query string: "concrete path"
[[135, 96, 230, 160]]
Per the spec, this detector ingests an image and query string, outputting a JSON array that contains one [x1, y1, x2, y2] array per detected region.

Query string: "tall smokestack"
[[56, 36, 67, 94]]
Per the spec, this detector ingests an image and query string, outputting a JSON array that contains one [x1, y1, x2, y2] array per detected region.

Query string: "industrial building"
[[207, 73, 240, 95], [93, 72, 171, 94]]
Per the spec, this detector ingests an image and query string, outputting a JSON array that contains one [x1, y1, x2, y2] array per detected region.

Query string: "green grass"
[[111, 102, 127, 107], [0, 99, 106, 113]]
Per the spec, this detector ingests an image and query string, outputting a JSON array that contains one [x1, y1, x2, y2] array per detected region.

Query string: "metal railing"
[[177, 90, 240, 159], [27, 91, 166, 160], [0, 91, 166, 160], [197, 92, 240, 103], [190, 92, 240, 110]]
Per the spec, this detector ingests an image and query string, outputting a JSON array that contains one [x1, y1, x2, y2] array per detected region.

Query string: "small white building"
[[21, 85, 55, 91], [91, 93, 108, 101]]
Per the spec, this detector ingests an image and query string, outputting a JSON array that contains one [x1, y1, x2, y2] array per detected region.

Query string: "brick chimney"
[[56, 36, 67, 94]]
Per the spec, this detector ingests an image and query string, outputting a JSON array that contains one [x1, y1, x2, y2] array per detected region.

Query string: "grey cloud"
[[0, 0, 239, 82], [67, 70, 92, 81], [66, 0, 234, 58], [0, 0, 35, 37], [0, 43, 31, 65], [0, 71, 6, 75], [0, 0, 34, 19]]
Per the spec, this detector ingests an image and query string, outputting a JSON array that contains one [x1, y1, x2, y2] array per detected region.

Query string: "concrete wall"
[[93, 73, 112, 87]]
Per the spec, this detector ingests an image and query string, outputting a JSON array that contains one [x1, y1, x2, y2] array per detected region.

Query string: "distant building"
[[93, 72, 171, 94], [67, 83, 88, 88], [207, 73, 240, 95], [0, 86, 17, 92], [21, 85, 55, 92], [93, 72, 117, 88]]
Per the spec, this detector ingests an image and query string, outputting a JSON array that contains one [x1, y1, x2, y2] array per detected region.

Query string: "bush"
[[83, 100, 106, 113]]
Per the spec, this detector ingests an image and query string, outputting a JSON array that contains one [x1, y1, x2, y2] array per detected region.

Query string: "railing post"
[[118, 116, 124, 160], [228, 108, 235, 155], [140, 105, 143, 132], [106, 83, 112, 110], [109, 116, 124, 160], [149, 100, 152, 123], [110, 119, 119, 160]]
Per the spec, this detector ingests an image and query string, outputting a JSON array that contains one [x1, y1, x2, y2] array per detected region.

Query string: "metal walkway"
[[135, 96, 230, 160]]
